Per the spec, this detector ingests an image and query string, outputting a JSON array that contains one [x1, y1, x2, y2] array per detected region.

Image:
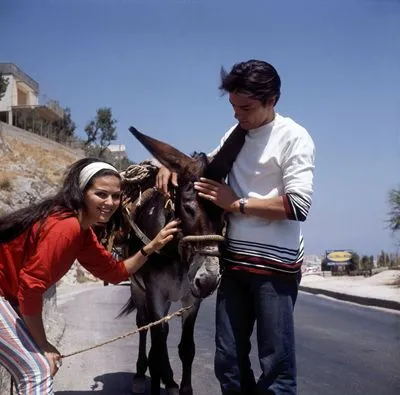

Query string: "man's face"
[[229, 92, 274, 130]]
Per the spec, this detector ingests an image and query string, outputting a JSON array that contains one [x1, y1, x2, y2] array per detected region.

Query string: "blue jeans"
[[214, 270, 299, 395]]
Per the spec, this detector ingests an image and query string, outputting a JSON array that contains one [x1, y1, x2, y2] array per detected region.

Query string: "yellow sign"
[[327, 251, 352, 262]]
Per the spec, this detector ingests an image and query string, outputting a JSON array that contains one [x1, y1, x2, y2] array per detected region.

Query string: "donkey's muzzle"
[[193, 244, 221, 257]]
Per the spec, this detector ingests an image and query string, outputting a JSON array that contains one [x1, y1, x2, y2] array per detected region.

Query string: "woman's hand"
[[22, 313, 62, 377], [144, 219, 181, 254], [42, 342, 62, 377], [156, 166, 178, 197], [123, 220, 181, 274], [194, 177, 239, 212]]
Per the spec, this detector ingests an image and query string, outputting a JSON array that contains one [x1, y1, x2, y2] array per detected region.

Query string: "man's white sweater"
[[210, 113, 315, 274]]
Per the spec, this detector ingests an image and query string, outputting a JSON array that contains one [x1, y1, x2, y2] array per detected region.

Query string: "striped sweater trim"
[[226, 237, 304, 261], [222, 253, 303, 274], [283, 193, 311, 222], [228, 265, 301, 276], [223, 238, 304, 274], [225, 248, 303, 265], [227, 242, 300, 259]]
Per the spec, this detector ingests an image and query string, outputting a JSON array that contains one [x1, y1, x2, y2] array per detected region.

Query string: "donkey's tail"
[[117, 297, 137, 318]]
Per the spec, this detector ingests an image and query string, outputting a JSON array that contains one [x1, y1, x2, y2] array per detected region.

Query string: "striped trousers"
[[0, 297, 53, 395]]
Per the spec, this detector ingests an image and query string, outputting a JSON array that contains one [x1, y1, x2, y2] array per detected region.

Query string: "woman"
[[0, 157, 181, 395]]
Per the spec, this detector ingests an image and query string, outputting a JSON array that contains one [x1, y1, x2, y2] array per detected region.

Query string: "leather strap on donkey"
[[123, 187, 162, 251]]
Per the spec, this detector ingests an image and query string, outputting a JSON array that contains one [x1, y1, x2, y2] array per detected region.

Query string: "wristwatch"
[[239, 198, 248, 214]]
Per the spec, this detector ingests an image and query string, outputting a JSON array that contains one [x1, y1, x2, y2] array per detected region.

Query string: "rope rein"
[[9, 306, 193, 395], [181, 235, 225, 243], [61, 304, 193, 359]]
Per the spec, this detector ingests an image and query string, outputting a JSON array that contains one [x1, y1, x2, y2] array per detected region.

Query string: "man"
[[156, 59, 315, 394]]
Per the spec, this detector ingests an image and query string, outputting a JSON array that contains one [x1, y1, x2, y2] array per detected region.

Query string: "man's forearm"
[[231, 195, 288, 220]]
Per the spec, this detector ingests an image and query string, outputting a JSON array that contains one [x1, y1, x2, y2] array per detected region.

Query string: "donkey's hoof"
[[166, 388, 180, 395], [132, 376, 146, 393]]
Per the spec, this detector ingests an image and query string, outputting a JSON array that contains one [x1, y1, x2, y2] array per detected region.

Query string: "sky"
[[1, 0, 399, 256]]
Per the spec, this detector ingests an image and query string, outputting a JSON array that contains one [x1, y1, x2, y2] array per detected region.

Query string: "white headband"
[[79, 162, 119, 190]]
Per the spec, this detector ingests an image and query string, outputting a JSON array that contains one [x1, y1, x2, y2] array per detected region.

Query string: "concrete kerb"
[[299, 285, 400, 311]]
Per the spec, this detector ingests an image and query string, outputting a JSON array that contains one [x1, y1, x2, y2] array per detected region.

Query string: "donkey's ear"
[[129, 127, 195, 173]]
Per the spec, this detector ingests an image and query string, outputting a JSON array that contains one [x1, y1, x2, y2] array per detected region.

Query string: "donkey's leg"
[[178, 297, 201, 395], [148, 299, 179, 395], [132, 308, 148, 394]]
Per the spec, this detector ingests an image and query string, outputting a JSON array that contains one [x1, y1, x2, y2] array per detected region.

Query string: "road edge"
[[299, 286, 400, 311]]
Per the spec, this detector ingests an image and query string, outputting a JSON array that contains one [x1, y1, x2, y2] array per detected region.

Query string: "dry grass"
[[0, 137, 81, 186], [0, 177, 12, 191]]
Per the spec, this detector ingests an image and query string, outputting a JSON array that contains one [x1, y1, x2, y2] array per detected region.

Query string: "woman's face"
[[81, 175, 122, 228]]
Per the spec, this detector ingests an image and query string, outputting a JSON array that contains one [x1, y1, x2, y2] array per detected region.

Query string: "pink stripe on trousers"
[[0, 297, 53, 395]]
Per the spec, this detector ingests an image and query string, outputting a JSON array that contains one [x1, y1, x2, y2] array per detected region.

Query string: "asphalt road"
[[54, 283, 400, 395]]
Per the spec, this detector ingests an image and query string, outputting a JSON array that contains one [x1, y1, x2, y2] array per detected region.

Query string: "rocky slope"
[[0, 130, 80, 213]]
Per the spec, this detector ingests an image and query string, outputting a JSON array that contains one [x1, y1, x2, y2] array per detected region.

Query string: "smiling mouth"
[[98, 208, 113, 215]]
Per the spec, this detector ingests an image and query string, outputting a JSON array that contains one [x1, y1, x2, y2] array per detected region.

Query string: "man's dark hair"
[[219, 59, 281, 105]]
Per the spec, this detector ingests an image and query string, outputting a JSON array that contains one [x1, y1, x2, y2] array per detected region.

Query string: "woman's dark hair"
[[0, 157, 121, 244], [219, 59, 281, 105]]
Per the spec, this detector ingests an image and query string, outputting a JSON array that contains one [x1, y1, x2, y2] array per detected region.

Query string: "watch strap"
[[239, 198, 248, 214]]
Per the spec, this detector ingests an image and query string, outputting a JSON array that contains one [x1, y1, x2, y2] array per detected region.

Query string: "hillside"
[[0, 124, 83, 215]]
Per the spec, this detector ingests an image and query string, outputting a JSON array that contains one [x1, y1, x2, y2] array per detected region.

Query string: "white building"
[[107, 144, 127, 161], [0, 63, 63, 127]]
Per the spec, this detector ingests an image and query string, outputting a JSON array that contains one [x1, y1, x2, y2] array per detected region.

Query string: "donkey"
[[115, 127, 229, 395]]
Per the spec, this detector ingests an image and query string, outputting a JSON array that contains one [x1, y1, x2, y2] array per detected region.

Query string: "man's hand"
[[194, 177, 239, 212], [156, 166, 178, 196]]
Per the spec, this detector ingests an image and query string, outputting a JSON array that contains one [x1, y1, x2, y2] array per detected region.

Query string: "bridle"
[[179, 234, 224, 258], [123, 187, 225, 259]]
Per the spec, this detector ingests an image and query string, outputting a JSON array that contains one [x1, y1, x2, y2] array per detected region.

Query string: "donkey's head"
[[129, 127, 225, 298]]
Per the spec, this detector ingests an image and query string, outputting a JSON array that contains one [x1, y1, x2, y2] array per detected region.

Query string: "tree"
[[360, 255, 373, 271], [0, 73, 9, 101], [84, 107, 117, 157], [350, 252, 360, 271], [53, 107, 76, 142], [388, 188, 400, 239], [321, 256, 329, 271], [378, 250, 386, 267], [369, 255, 374, 268]]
